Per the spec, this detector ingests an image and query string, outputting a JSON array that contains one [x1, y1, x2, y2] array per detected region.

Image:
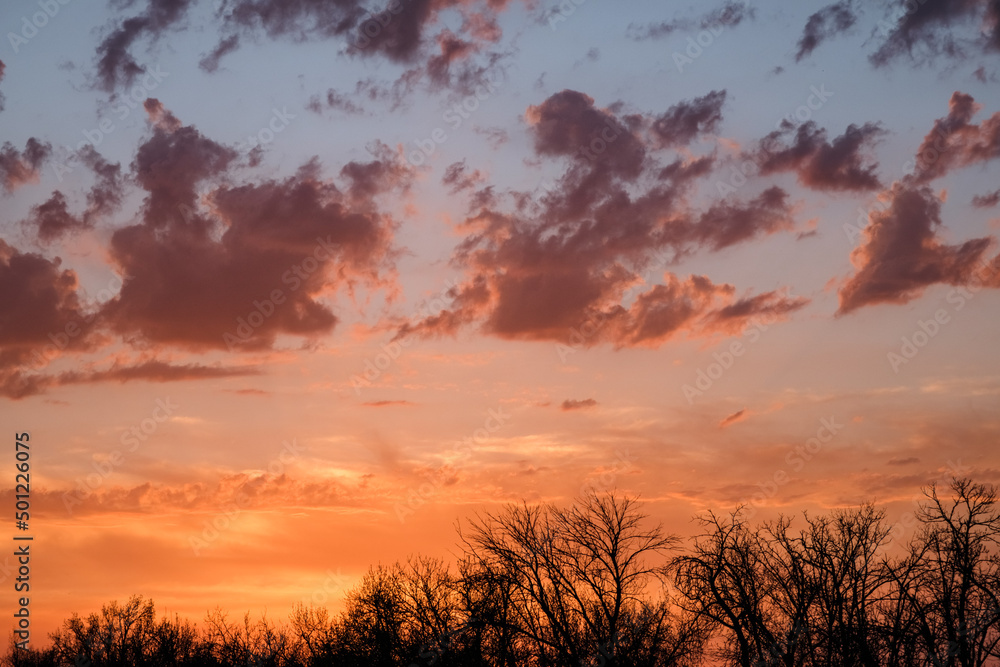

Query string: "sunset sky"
[[1, 0, 999, 647]]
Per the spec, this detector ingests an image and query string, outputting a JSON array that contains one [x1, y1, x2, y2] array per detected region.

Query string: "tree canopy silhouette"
[[6, 479, 1000, 667]]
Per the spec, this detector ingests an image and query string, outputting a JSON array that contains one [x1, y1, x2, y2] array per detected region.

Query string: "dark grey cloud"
[[651, 90, 726, 148], [753, 121, 886, 192], [0, 138, 51, 193], [796, 0, 857, 61], [627, 1, 755, 41], [871, 0, 1000, 67]]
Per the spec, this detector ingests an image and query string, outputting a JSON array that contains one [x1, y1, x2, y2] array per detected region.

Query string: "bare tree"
[[671, 510, 792, 667], [45, 595, 206, 666], [459, 491, 701, 667], [334, 564, 411, 666], [11, 482, 1000, 667], [203, 608, 293, 666], [455, 556, 526, 667], [673, 504, 895, 667], [887, 478, 1000, 667], [49, 595, 155, 666], [779, 505, 892, 666], [289, 603, 337, 665], [397, 556, 462, 655]]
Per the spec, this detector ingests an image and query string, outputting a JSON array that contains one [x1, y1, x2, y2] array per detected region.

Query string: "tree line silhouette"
[[6, 477, 1000, 666]]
